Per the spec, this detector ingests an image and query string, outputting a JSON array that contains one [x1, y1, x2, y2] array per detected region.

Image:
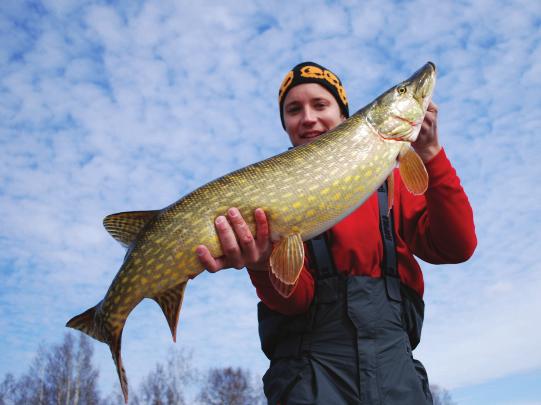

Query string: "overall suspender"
[[306, 181, 401, 302], [306, 232, 336, 279], [377, 181, 402, 302]]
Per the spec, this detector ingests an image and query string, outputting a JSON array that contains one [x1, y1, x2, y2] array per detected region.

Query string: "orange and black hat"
[[278, 61, 349, 128]]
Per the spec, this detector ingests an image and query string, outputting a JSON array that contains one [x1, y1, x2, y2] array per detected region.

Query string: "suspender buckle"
[[385, 275, 402, 302]]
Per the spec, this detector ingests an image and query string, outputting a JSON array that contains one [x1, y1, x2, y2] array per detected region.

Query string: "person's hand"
[[412, 101, 442, 163], [196, 207, 272, 273]]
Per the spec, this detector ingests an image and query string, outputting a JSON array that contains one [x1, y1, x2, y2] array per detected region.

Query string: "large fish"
[[67, 62, 436, 402]]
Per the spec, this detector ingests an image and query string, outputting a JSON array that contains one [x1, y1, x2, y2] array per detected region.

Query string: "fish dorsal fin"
[[103, 210, 159, 247], [399, 145, 428, 195], [269, 233, 304, 298], [152, 281, 188, 342]]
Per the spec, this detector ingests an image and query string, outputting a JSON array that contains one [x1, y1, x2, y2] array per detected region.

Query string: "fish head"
[[366, 62, 436, 143]]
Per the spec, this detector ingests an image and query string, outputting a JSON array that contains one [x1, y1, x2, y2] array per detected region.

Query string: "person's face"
[[283, 83, 345, 147]]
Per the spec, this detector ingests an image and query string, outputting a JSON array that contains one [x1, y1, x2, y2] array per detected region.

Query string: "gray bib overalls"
[[258, 184, 433, 404]]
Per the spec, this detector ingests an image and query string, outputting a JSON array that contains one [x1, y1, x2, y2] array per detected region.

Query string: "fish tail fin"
[[66, 302, 107, 343], [67, 304, 129, 402], [110, 329, 129, 403]]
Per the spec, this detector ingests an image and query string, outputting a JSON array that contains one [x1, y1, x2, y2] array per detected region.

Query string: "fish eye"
[[397, 86, 407, 95]]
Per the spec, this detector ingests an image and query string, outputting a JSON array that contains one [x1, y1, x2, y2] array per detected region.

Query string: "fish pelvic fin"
[[399, 145, 428, 195], [66, 302, 107, 343], [152, 281, 188, 342], [269, 233, 304, 298], [103, 210, 160, 248]]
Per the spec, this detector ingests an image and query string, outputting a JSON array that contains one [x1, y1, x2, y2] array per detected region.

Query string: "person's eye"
[[286, 105, 301, 114]]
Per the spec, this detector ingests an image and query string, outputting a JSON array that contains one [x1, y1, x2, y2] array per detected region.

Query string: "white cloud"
[[1, 0, 540, 397]]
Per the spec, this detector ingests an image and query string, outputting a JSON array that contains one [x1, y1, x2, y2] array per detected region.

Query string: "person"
[[195, 62, 477, 404]]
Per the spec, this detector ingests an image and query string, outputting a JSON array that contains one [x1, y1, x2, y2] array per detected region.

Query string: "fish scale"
[[67, 62, 436, 403]]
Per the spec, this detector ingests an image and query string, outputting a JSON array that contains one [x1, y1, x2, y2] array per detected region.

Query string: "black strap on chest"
[[306, 232, 336, 279], [306, 181, 401, 302], [377, 181, 402, 302]]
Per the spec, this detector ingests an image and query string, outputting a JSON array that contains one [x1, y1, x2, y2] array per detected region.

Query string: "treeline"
[[0, 333, 456, 404], [0, 333, 265, 404]]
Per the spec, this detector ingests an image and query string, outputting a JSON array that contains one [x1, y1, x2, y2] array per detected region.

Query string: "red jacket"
[[248, 149, 477, 315]]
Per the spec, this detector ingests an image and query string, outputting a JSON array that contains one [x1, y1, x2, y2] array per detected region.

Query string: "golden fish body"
[[67, 62, 436, 402], [98, 119, 402, 330]]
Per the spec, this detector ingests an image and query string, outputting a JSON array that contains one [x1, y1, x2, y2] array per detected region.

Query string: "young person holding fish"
[[197, 62, 476, 404]]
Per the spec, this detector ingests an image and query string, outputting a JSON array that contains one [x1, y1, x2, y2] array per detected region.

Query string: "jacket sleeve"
[[247, 257, 315, 315], [399, 148, 477, 264]]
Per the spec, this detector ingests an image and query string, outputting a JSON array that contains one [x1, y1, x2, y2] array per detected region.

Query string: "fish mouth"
[[413, 62, 436, 102], [392, 114, 420, 127]]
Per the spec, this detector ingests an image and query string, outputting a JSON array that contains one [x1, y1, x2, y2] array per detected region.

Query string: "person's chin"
[[300, 132, 323, 143]]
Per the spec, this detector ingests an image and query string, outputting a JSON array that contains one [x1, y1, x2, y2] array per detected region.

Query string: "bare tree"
[[0, 373, 17, 405], [198, 367, 264, 405], [40, 332, 100, 404], [430, 384, 457, 405], [137, 348, 195, 405], [2, 335, 272, 405], [0, 332, 101, 405], [139, 364, 178, 405], [102, 383, 140, 405], [1, 345, 48, 405], [249, 373, 267, 405], [71, 333, 101, 405]]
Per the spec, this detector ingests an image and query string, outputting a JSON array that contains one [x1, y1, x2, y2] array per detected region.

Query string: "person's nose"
[[300, 107, 317, 126]]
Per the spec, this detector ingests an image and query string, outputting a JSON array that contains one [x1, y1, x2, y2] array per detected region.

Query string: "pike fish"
[[67, 62, 436, 402]]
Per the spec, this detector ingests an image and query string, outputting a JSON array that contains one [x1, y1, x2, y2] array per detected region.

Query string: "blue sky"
[[1, 0, 540, 403]]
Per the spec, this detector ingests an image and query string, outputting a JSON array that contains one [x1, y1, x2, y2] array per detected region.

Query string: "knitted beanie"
[[278, 61, 349, 128]]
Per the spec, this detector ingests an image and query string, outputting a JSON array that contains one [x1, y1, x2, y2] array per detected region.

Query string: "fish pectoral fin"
[[269, 270, 300, 298], [103, 210, 160, 248], [399, 145, 428, 195], [152, 281, 188, 342], [269, 233, 304, 298]]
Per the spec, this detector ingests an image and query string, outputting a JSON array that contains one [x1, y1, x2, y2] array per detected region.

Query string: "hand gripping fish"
[[67, 62, 436, 402]]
